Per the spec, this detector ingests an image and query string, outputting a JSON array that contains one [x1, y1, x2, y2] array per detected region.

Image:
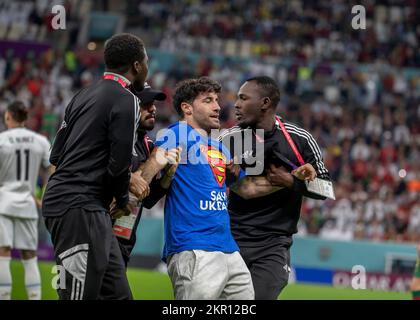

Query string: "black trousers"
[[44, 208, 132, 300], [239, 237, 293, 300]]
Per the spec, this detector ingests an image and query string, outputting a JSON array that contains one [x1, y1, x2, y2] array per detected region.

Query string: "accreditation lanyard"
[[275, 116, 305, 167], [144, 135, 151, 155], [102, 73, 130, 88]]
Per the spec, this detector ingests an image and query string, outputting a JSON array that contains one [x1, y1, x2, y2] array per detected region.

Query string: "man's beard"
[[137, 124, 153, 134], [139, 123, 154, 131], [138, 117, 155, 131]]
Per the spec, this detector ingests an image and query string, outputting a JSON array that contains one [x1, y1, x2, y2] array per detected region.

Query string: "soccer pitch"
[[10, 261, 411, 300]]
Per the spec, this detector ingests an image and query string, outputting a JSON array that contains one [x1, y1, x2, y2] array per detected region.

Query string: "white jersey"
[[0, 128, 51, 218]]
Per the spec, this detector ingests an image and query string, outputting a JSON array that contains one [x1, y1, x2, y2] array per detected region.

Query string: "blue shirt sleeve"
[[237, 168, 246, 181], [220, 142, 232, 162]]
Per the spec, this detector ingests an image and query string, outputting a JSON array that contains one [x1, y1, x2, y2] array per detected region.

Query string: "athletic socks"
[[22, 257, 41, 300], [0, 256, 12, 300]]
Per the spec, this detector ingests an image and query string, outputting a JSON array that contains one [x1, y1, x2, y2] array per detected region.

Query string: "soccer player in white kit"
[[0, 101, 51, 300]]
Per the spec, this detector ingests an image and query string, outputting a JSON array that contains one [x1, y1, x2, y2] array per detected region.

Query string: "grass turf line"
[[10, 261, 411, 300]]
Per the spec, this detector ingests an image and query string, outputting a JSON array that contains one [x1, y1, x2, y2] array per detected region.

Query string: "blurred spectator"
[[0, 0, 419, 243]]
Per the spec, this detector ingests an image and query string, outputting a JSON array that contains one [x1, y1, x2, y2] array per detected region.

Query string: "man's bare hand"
[[160, 147, 182, 189], [110, 199, 129, 219], [130, 171, 150, 200], [266, 164, 294, 188], [226, 157, 242, 180], [164, 150, 181, 177], [110, 194, 138, 219], [292, 163, 317, 181], [139, 147, 182, 185], [155, 147, 182, 170]]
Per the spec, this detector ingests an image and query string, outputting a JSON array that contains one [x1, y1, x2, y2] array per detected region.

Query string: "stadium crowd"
[[0, 0, 419, 243], [138, 0, 419, 67]]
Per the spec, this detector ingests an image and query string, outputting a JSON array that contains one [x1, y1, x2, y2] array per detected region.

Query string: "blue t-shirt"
[[155, 122, 239, 260]]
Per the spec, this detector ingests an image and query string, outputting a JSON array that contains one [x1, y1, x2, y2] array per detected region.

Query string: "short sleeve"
[[41, 136, 52, 168], [220, 142, 232, 162]]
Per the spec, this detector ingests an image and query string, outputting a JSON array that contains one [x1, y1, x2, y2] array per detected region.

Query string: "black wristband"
[[291, 175, 306, 193]]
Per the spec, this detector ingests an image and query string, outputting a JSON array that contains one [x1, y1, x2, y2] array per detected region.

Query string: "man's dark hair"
[[173, 77, 222, 117], [7, 101, 28, 122], [104, 33, 146, 73], [246, 76, 280, 108]]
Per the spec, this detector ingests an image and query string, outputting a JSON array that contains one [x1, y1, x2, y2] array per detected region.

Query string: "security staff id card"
[[113, 206, 140, 240], [305, 178, 335, 200]]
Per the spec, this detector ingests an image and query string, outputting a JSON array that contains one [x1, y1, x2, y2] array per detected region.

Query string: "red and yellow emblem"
[[200, 145, 227, 187]]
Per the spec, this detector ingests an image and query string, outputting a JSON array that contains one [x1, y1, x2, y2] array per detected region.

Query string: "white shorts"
[[167, 250, 254, 300], [0, 214, 38, 250]]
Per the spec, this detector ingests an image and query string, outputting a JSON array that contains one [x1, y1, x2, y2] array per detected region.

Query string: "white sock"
[[0, 256, 12, 300], [22, 257, 41, 300]]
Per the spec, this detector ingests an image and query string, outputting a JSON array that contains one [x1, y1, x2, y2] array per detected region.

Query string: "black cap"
[[137, 83, 167, 105]]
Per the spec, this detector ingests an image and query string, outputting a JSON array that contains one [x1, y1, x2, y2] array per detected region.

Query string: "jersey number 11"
[[16, 149, 30, 181]]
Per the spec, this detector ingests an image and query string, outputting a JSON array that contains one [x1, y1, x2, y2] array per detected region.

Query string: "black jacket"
[[220, 117, 331, 246], [42, 79, 140, 216]]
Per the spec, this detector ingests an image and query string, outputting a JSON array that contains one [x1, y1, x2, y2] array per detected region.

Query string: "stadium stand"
[[0, 0, 419, 244]]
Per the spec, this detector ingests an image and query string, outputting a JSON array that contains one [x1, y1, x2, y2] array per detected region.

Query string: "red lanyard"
[[102, 73, 129, 88], [143, 135, 151, 155], [275, 116, 305, 166], [254, 131, 264, 143]]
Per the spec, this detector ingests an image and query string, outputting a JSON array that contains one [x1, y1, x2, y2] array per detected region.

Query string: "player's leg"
[[411, 244, 420, 300], [167, 250, 228, 299], [0, 215, 13, 300], [220, 251, 254, 300], [16, 217, 41, 300], [20, 250, 41, 300], [240, 239, 292, 300]]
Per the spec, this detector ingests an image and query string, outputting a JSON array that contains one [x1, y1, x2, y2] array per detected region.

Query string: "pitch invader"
[[0, 101, 52, 300]]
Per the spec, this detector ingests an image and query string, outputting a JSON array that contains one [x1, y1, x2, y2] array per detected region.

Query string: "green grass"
[[10, 261, 411, 300], [10, 260, 174, 300], [280, 283, 410, 300]]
